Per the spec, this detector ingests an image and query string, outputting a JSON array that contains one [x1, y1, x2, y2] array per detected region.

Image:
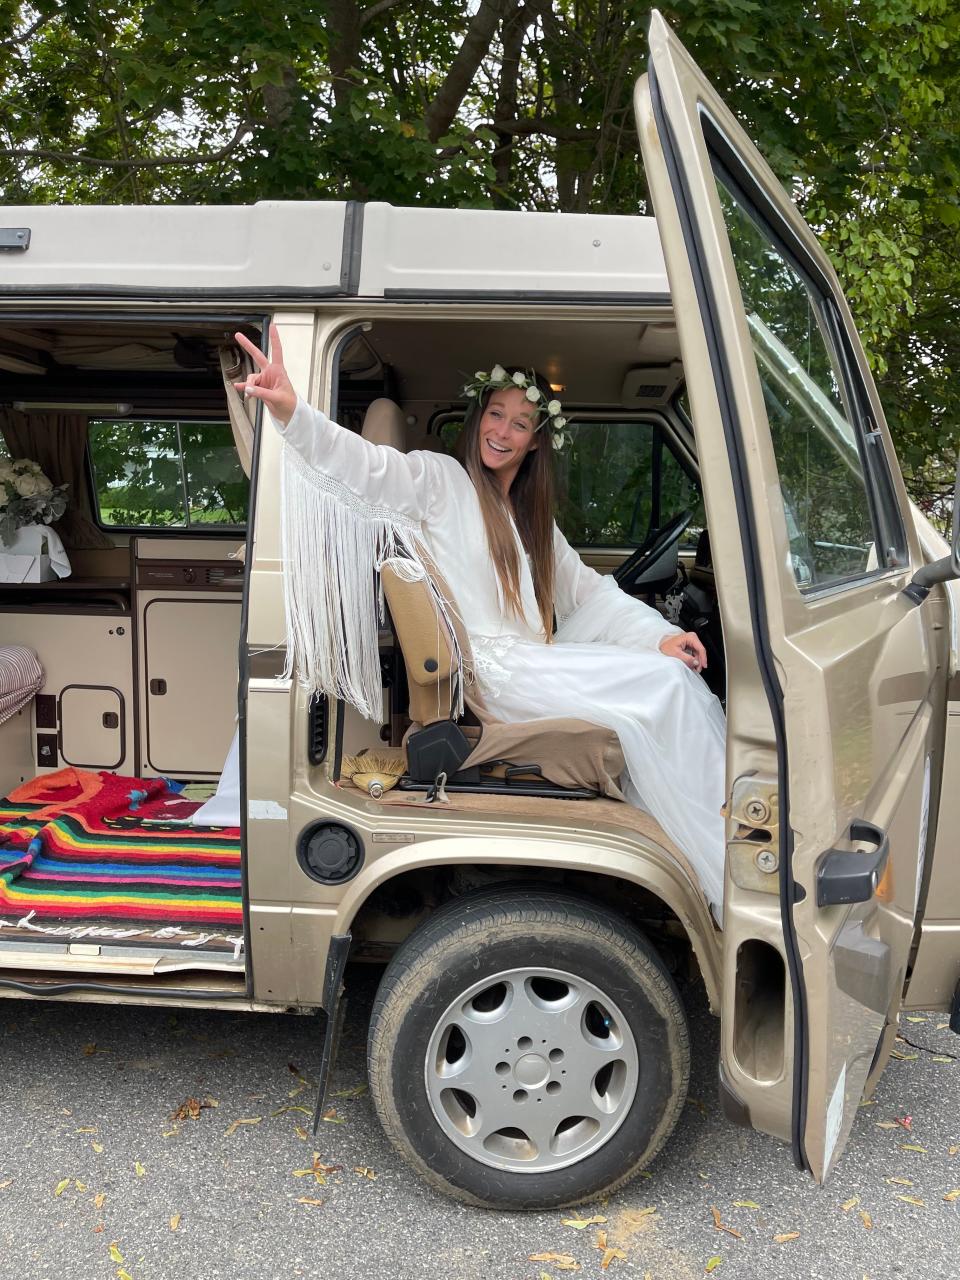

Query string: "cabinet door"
[[143, 598, 241, 775], [59, 685, 125, 769]]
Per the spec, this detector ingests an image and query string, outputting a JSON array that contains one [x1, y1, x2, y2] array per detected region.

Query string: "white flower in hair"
[[547, 399, 561, 416], [525, 385, 540, 402], [511, 370, 526, 386], [552, 431, 567, 452], [554, 417, 566, 429], [490, 364, 507, 382]]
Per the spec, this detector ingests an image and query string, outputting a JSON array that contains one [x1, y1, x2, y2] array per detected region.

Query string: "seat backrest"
[[361, 398, 406, 449], [380, 559, 465, 726]]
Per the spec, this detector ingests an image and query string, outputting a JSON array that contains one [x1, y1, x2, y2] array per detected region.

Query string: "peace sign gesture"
[[233, 323, 299, 426]]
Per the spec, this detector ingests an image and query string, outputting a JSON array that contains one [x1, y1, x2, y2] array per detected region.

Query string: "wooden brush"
[[341, 750, 406, 799]]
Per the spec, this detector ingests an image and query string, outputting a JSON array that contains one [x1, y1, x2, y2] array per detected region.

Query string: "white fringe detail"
[[281, 444, 463, 720]]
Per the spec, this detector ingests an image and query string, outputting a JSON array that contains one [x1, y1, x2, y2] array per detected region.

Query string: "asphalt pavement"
[[1, 967, 957, 1280]]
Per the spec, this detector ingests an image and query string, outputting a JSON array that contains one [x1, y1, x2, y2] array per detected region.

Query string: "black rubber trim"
[[0, 285, 347, 301], [0, 977, 247, 1001], [649, 63, 809, 1173], [312, 933, 352, 1132], [341, 202, 364, 294], [382, 288, 673, 305], [235, 314, 270, 999], [0, 308, 269, 324]]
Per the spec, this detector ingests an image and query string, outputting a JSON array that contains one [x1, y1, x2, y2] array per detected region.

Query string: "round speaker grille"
[[297, 821, 364, 885]]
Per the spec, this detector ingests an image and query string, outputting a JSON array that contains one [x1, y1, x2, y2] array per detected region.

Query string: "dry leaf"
[[92, 1224, 104, 1234], [859, 1210, 873, 1230], [0, 1180, 11, 1191], [950, 1146, 960, 1157], [54, 1178, 70, 1197], [733, 1200, 760, 1210], [353, 1166, 377, 1180], [529, 1253, 581, 1271], [331, 1084, 368, 1098], [896, 1194, 926, 1207], [905, 1016, 928, 1023], [224, 1116, 263, 1136], [109, 1242, 124, 1264], [296, 1197, 324, 1207], [169, 1213, 181, 1231], [943, 1189, 960, 1202], [162, 1128, 179, 1139], [600, 1246, 627, 1270], [117, 1271, 133, 1280], [774, 1232, 800, 1243], [876, 1121, 900, 1129], [901, 1144, 928, 1153], [294, 1125, 309, 1141], [705, 1258, 723, 1273], [710, 1206, 742, 1239], [74, 1180, 86, 1192], [321, 1108, 346, 1125], [841, 1196, 860, 1212], [203, 1096, 219, 1108], [931, 1056, 955, 1064], [82, 1043, 97, 1056], [562, 1214, 607, 1229], [94, 1193, 106, 1209], [92, 1142, 104, 1155], [890, 1050, 919, 1061], [173, 1098, 201, 1122], [134, 1161, 146, 1177], [75, 1126, 97, 1134]]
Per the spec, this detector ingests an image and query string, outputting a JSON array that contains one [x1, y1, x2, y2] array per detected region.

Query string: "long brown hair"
[[462, 369, 557, 638]]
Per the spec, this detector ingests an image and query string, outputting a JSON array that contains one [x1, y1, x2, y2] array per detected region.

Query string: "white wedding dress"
[[276, 399, 727, 913]]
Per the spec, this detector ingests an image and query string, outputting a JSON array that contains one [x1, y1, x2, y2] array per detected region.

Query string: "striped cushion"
[[0, 646, 44, 727]]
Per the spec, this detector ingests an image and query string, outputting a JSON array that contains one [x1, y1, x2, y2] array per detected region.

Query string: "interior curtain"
[[0, 408, 113, 548], [219, 346, 254, 478]]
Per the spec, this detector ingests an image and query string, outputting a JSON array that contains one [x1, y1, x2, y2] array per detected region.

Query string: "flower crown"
[[462, 364, 570, 451]]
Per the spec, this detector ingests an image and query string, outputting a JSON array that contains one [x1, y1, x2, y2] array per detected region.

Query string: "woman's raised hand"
[[233, 323, 298, 426]]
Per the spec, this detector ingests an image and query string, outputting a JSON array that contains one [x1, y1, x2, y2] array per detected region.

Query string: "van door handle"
[[149, 678, 167, 696], [816, 819, 890, 907]]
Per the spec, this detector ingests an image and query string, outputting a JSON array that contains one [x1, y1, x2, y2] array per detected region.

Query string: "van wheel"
[[367, 890, 690, 1209]]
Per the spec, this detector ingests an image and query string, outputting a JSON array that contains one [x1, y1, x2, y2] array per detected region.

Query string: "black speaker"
[[297, 821, 364, 885]]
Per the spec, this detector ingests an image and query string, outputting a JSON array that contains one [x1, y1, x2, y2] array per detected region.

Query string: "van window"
[[89, 419, 248, 530], [714, 177, 883, 590], [557, 419, 704, 549]]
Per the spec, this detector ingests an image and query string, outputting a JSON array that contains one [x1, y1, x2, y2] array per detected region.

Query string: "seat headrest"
[[361, 398, 406, 451]]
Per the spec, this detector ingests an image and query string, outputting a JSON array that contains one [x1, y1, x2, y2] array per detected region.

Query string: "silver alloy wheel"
[[424, 966, 640, 1173]]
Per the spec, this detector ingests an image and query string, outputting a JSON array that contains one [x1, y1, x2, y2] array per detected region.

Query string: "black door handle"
[[149, 678, 167, 696], [816, 819, 890, 907]]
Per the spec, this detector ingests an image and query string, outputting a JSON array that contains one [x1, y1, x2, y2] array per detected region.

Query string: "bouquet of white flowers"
[[0, 457, 68, 545]]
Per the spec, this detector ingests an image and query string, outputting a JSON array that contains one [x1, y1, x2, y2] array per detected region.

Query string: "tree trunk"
[[424, 0, 517, 144]]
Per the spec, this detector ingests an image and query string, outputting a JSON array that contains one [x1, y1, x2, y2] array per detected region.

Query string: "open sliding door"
[[636, 12, 938, 1179]]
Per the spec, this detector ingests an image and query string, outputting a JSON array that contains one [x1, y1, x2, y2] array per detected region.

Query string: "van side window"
[[89, 419, 248, 530], [714, 176, 894, 591], [557, 419, 704, 550]]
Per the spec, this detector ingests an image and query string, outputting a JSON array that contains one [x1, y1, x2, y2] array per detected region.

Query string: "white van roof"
[[0, 201, 670, 302]]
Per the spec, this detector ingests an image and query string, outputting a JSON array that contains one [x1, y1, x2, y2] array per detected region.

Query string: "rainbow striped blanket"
[[0, 782, 242, 926]]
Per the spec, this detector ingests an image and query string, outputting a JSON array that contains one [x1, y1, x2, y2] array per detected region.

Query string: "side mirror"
[[905, 459, 960, 603]]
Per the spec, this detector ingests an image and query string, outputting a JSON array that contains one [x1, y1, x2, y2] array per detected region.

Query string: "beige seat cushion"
[[361, 398, 407, 450]]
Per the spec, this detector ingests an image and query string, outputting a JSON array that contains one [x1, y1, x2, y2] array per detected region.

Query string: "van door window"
[[714, 177, 891, 590], [557, 419, 704, 550], [89, 418, 248, 530]]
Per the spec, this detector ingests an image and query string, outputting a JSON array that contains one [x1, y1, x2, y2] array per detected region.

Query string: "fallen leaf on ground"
[[294, 1125, 309, 1141], [54, 1178, 70, 1197], [173, 1098, 201, 1122], [774, 1232, 800, 1243], [710, 1206, 742, 1239], [92, 1224, 104, 1234], [841, 1196, 860, 1212], [109, 1242, 124, 1264], [134, 1162, 146, 1178], [92, 1142, 104, 1155], [896, 1194, 926, 1207], [529, 1253, 580, 1270], [931, 1056, 955, 1064], [905, 1016, 928, 1023], [705, 1258, 723, 1273], [859, 1099, 877, 1107], [561, 1214, 607, 1229], [890, 1050, 919, 1061], [117, 1270, 133, 1280], [876, 1121, 900, 1129], [169, 1213, 181, 1231], [943, 1189, 960, 1202], [687, 1098, 707, 1115], [94, 1193, 106, 1209], [74, 1180, 86, 1192], [353, 1166, 377, 1180], [75, 1126, 97, 1134], [860, 1210, 873, 1230], [203, 1096, 219, 1108], [331, 1084, 368, 1099], [296, 1197, 324, 1207], [733, 1200, 760, 1210], [599, 1246, 626, 1270], [162, 1128, 179, 1139], [901, 1144, 927, 1153], [950, 1146, 960, 1157], [0, 1180, 11, 1191], [224, 1117, 263, 1137], [321, 1108, 346, 1124]]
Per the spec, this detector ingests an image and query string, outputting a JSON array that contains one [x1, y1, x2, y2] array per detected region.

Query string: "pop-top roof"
[[0, 200, 670, 301]]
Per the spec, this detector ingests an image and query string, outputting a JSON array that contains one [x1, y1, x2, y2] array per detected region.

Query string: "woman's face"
[[478, 386, 540, 488]]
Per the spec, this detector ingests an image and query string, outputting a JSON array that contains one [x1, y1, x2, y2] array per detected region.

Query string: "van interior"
[[0, 312, 725, 973]]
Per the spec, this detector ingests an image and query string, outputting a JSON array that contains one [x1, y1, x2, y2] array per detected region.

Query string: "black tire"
[[367, 889, 690, 1209]]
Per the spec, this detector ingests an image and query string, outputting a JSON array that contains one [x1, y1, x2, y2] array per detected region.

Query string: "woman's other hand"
[[659, 630, 708, 673], [233, 323, 298, 426]]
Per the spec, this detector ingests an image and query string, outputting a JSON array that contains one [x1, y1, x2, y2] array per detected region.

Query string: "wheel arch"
[[337, 836, 722, 1011]]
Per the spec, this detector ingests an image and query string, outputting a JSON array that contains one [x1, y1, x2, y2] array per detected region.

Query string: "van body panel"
[[0, 203, 350, 295], [639, 11, 942, 1181]]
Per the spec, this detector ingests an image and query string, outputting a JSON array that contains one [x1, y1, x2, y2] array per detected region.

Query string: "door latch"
[[726, 775, 780, 893]]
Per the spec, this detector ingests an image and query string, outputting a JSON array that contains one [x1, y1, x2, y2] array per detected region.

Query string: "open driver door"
[[636, 12, 942, 1179]]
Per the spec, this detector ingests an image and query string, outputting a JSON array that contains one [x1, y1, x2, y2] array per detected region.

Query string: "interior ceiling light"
[[0, 351, 45, 375], [12, 401, 134, 415], [549, 383, 565, 392]]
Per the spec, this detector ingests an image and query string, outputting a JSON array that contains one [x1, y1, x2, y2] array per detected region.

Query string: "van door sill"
[[0, 940, 244, 976]]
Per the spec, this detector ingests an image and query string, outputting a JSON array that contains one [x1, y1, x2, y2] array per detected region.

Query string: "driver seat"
[[380, 557, 627, 798]]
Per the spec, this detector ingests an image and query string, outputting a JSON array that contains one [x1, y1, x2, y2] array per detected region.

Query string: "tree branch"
[[0, 8, 60, 48], [360, 0, 407, 28], [0, 120, 254, 170], [424, 0, 517, 143]]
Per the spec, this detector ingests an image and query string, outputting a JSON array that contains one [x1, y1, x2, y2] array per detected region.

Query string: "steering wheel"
[[614, 509, 694, 592]]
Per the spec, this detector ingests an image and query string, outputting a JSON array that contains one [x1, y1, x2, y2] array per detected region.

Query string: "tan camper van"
[[0, 15, 958, 1209]]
